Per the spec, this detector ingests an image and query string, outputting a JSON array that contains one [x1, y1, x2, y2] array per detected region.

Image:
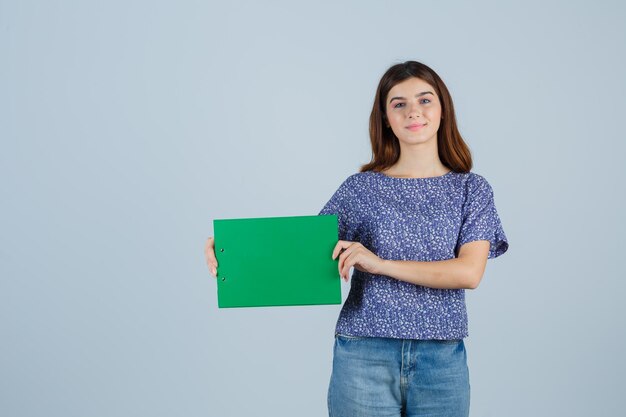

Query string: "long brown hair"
[[360, 61, 473, 173]]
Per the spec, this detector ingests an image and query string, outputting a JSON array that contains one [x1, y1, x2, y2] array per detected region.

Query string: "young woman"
[[318, 60, 509, 417], [205, 60, 509, 417]]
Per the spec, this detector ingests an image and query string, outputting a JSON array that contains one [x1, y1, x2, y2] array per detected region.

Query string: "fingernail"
[[212, 268, 216, 275]]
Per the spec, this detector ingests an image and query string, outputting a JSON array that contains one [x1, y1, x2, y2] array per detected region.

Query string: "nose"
[[407, 101, 421, 119]]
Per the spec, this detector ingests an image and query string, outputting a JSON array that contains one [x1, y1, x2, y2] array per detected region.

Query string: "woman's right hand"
[[204, 236, 218, 278]]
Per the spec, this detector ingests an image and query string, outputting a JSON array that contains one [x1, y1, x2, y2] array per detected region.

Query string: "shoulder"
[[462, 171, 493, 192], [463, 171, 487, 184], [338, 171, 374, 189], [459, 172, 497, 208], [325, 173, 367, 202]]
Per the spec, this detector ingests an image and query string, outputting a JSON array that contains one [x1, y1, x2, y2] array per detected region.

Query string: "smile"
[[406, 123, 426, 131]]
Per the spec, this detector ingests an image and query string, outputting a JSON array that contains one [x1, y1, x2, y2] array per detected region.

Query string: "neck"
[[388, 140, 448, 177]]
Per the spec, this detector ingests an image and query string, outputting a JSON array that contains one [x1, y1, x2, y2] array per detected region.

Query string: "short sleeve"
[[318, 176, 355, 241], [455, 174, 509, 259]]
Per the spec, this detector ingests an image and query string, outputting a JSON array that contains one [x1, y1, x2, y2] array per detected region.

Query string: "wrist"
[[376, 258, 390, 276]]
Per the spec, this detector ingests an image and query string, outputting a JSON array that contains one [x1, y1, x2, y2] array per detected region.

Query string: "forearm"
[[377, 258, 476, 290]]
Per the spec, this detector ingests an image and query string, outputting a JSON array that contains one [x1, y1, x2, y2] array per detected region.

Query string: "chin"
[[398, 135, 435, 145]]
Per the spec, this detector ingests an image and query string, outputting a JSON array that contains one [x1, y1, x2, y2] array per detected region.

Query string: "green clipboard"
[[213, 214, 342, 308]]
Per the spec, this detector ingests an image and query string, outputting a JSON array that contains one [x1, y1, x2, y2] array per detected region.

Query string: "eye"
[[420, 98, 431, 104], [394, 103, 405, 108]]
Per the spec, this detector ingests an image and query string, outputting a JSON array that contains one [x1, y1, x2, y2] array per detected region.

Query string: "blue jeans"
[[328, 333, 470, 417]]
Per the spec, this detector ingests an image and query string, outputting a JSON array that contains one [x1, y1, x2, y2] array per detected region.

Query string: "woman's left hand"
[[332, 240, 384, 282]]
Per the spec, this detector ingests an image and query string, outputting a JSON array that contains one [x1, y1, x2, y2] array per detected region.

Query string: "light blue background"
[[2, 1, 625, 416]]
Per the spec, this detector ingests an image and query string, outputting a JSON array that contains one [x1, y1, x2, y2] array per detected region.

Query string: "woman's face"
[[384, 77, 442, 146]]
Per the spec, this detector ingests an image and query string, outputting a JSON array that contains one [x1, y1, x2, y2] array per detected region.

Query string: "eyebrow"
[[389, 91, 434, 104]]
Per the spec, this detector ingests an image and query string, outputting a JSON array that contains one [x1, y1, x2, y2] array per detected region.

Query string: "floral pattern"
[[318, 170, 509, 339]]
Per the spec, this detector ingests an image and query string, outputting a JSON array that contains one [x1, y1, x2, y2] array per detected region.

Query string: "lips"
[[406, 123, 426, 131]]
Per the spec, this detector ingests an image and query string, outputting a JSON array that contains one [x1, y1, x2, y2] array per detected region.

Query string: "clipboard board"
[[213, 214, 342, 308]]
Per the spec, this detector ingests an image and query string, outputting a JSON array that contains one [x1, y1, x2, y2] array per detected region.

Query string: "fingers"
[[335, 242, 371, 282], [331, 240, 352, 260], [338, 249, 349, 281], [340, 251, 356, 282], [334, 241, 359, 282], [205, 237, 218, 277]]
